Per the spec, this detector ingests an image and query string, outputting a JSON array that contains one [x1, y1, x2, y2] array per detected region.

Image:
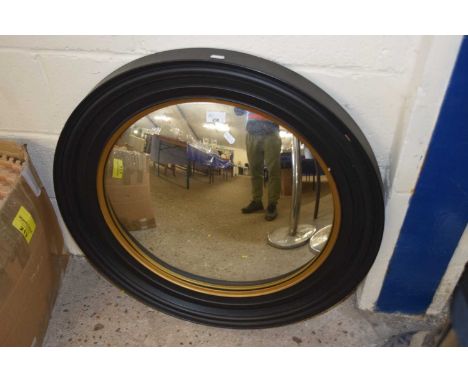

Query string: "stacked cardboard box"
[[0, 141, 67, 346]]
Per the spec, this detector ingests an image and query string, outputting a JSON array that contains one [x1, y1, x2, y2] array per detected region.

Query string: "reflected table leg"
[[314, 159, 321, 220], [186, 160, 191, 189]]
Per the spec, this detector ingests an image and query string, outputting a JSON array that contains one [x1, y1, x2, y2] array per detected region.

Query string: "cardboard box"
[[0, 141, 67, 346], [104, 147, 156, 231]]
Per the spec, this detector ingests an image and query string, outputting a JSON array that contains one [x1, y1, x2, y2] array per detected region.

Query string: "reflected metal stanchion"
[[268, 137, 316, 249], [309, 224, 332, 255]]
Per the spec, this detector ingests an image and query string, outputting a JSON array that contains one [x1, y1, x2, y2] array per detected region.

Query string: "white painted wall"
[[0, 36, 462, 311]]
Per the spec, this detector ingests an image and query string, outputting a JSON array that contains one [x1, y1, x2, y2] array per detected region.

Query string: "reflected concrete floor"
[[43, 256, 446, 346], [129, 170, 333, 282]]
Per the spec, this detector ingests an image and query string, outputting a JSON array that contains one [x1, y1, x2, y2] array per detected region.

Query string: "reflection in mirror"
[[104, 102, 335, 285]]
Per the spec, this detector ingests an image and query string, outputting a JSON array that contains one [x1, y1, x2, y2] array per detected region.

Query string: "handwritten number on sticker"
[[12, 206, 36, 244]]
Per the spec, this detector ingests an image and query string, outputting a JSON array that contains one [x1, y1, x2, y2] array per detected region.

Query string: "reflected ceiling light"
[[203, 122, 216, 130], [203, 122, 230, 132], [214, 122, 230, 132], [152, 115, 172, 122], [279, 130, 293, 138]]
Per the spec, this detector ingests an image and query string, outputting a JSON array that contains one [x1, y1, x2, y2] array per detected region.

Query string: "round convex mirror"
[[103, 101, 336, 289], [54, 48, 384, 327]]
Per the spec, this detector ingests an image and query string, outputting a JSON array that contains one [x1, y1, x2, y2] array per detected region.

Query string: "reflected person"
[[235, 107, 281, 221]]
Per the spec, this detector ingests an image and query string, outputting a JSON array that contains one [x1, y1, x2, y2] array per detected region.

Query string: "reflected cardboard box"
[[281, 168, 293, 196], [105, 147, 156, 231], [0, 141, 68, 346]]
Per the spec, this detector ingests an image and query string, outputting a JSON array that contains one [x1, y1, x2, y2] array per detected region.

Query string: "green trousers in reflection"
[[246, 132, 282, 205]]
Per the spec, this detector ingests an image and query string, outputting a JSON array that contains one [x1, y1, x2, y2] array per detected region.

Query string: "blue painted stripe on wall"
[[376, 36, 468, 314]]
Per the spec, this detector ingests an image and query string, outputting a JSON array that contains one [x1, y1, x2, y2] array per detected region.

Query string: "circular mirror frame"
[[54, 48, 385, 328]]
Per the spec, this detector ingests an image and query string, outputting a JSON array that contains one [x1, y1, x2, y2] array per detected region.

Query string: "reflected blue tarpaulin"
[[150, 135, 233, 169], [187, 144, 232, 169]]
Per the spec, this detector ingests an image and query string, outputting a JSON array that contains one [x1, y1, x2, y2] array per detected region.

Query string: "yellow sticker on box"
[[112, 158, 124, 179], [12, 206, 36, 244]]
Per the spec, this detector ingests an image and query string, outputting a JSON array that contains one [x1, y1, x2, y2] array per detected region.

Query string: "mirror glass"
[[104, 101, 335, 285]]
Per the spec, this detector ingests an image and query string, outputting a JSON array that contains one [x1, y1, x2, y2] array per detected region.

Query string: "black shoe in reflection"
[[241, 200, 264, 214], [265, 203, 278, 221]]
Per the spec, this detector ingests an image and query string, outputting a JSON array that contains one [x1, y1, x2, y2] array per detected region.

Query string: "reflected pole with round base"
[[268, 137, 316, 249]]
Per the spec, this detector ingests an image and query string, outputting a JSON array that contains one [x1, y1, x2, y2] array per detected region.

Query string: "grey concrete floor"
[[43, 255, 446, 346], [129, 172, 333, 282]]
